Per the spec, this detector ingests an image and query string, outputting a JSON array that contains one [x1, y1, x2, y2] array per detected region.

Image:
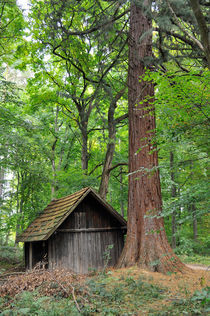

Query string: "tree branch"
[[189, 0, 210, 68], [166, 0, 204, 52], [63, 9, 130, 37], [108, 162, 128, 173], [114, 113, 128, 124], [88, 163, 103, 176]]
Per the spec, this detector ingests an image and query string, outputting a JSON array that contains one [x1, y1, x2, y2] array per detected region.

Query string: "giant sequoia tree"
[[117, 1, 188, 273]]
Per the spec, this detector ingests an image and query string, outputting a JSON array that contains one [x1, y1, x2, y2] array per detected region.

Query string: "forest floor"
[[0, 261, 209, 315]]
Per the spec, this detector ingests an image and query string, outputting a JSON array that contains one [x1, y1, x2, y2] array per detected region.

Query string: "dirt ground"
[[109, 264, 210, 314], [112, 264, 209, 294]]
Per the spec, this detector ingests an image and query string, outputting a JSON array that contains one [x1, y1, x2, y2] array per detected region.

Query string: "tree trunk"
[[192, 203, 197, 241], [120, 166, 125, 217], [170, 151, 177, 248], [117, 1, 187, 273], [99, 88, 126, 199], [51, 106, 59, 199], [0, 167, 4, 199], [51, 158, 56, 199], [15, 172, 24, 244], [99, 101, 117, 199], [99, 140, 115, 199], [81, 119, 89, 173]]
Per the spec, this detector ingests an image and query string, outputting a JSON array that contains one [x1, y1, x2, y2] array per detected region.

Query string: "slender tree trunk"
[[4, 232, 10, 246], [117, 1, 187, 273], [170, 151, 177, 248], [192, 203, 197, 241], [189, 162, 197, 241], [15, 172, 23, 244], [0, 167, 4, 199], [51, 106, 59, 199], [81, 130, 88, 172], [80, 118, 89, 173], [99, 140, 115, 198], [99, 104, 116, 199], [51, 158, 56, 199], [99, 88, 125, 198], [120, 166, 125, 217]]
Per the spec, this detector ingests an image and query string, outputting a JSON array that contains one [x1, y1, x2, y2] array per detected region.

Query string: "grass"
[[2, 287, 209, 316], [81, 274, 166, 315], [179, 254, 210, 266], [149, 287, 210, 315]]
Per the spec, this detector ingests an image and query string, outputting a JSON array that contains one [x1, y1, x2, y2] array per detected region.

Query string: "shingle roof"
[[16, 187, 126, 242]]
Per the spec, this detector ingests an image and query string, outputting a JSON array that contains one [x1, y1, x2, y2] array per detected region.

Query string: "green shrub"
[[192, 237, 210, 256], [0, 291, 79, 316], [174, 237, 194, 256], [0, 246, 23, 265], [149, 287, 210, 315]]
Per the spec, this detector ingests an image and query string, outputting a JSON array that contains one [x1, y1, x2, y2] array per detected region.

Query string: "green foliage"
[[0, 0, 25, 63], [149, 287, 210, 315], [179, 254, 210, 266], [174, 237, 195, 256], [81, 274, 165, 315], [0, 291, 78, 316], [0, 246, 23, 266], [151, 68, 210, 253], [102, 244, 114, 274]]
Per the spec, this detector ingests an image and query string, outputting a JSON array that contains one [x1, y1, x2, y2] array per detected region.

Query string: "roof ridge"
[[49, 187, 90, 203]]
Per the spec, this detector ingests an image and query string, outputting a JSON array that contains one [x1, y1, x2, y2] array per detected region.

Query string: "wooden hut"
[[16, 187, 127, 273]]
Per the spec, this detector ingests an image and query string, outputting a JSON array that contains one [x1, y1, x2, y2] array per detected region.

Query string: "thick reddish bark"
[[117, 1, 187, 273]]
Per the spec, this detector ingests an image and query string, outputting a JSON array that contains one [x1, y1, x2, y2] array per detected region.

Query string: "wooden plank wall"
[[60, 195, 121, 230], [48, 194, 125, 273], [48, 230, 124, 273]]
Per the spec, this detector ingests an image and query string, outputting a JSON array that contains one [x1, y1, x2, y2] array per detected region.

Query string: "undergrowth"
[[0, 269, 165, 315], [149, 287, 210, 315], [0, 268, 209, 315], [0, 246, 23, 265], [0, 246, 23, 275], [179, 254, 210, 266]]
